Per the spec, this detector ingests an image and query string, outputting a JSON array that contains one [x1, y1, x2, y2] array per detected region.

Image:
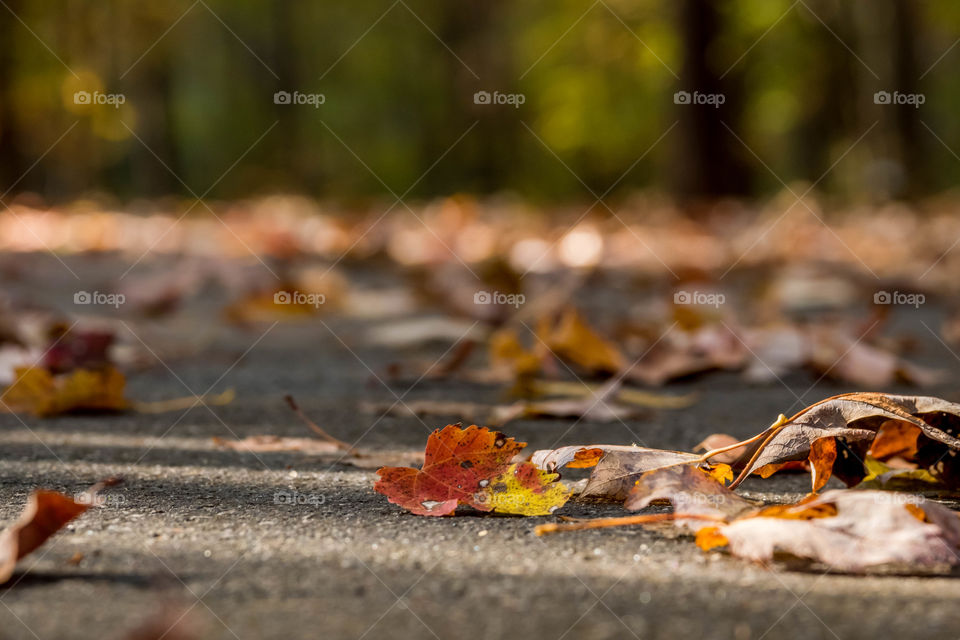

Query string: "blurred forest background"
[[1, 0, 959, 206]]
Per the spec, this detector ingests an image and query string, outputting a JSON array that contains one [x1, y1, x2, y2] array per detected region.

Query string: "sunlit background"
[[2, 0, 959, 207]]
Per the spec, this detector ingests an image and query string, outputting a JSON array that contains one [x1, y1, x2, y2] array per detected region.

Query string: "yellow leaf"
[[695, 526, 729, 551], [543, 307, 624, 374], [489, 328, 541, 377], [707, 463, 734, 485], [3, 367, 128, 416], [477, 462, 571, 516]]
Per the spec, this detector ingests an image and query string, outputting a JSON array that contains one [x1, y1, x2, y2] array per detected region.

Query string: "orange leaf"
[[809, 437, 837, 492], [695, 527, 729, 551], [1, 490, 91, 583], [869, 420, 922, 460], [567, 448, 605, 468], [374, 424, 525, 516]]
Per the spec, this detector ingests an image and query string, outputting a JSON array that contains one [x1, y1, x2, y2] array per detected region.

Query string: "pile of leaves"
[[375, 392, 960, 574]]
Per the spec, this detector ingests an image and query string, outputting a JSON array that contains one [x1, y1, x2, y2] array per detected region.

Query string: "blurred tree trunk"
[[795, 4, 855, 186], [891, 0, 925, 197], [271, 1, 311, 194], [674, 0, 749, 202], [439, 0, 513, 195], [0, 0, 26, 193]]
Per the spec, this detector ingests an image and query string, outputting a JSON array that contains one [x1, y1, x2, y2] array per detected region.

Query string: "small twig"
[[535, 512, 725, 536], [133, 389, 235, 413], [284, 395, 354, 452], [727, 413, 791, 489]]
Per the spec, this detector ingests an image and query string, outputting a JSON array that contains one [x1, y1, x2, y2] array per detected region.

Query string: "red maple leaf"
[[374, 424, 525, 516]]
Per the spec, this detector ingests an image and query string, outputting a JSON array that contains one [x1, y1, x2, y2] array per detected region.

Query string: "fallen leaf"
[[625, 324, 746, 386], [531, 444, 701, 500], [0, 478, 121, 583], [697, 490, 960, 573], [2, 366, 128, 416], [542, 307, 625, 375], [808, 325, 945, 387], [475, 462, 571, 515], [730, 393, 960, 491], [809, 437, 837, 492], [488, 328, 541, 381], [869, 419, 922, 460], [531, 379, 696, 409], [42, 326, 115, 374], [374, 424, 526, 516], [693, 433, 744, 464], [625, 465, 757, 529], [853, 457, 942, 492]]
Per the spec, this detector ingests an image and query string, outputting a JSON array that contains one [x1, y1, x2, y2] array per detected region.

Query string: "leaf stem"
[[727, 414, 790, 489], [285, 395, 354, 451], [535, 512, 724, 536]]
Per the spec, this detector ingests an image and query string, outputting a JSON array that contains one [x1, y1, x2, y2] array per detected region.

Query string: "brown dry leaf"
[[625, 465, 757, 530], [541, 307, 625, 375], [3, 366, 128, 416], [223, 288, 321, 324], [809, 327, 945, 387], [494, 378, 641, 425], [365, 379, 691, 427], [0, 479, 120, 583], [730, 393, 960, 491], [693, 434, 744, 464], [532, 380, 696, 409], [869, 419, 922, 460], [697, 490, 960, 573], [531, 444, 701, 501], [625, 324, 746, 386]]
